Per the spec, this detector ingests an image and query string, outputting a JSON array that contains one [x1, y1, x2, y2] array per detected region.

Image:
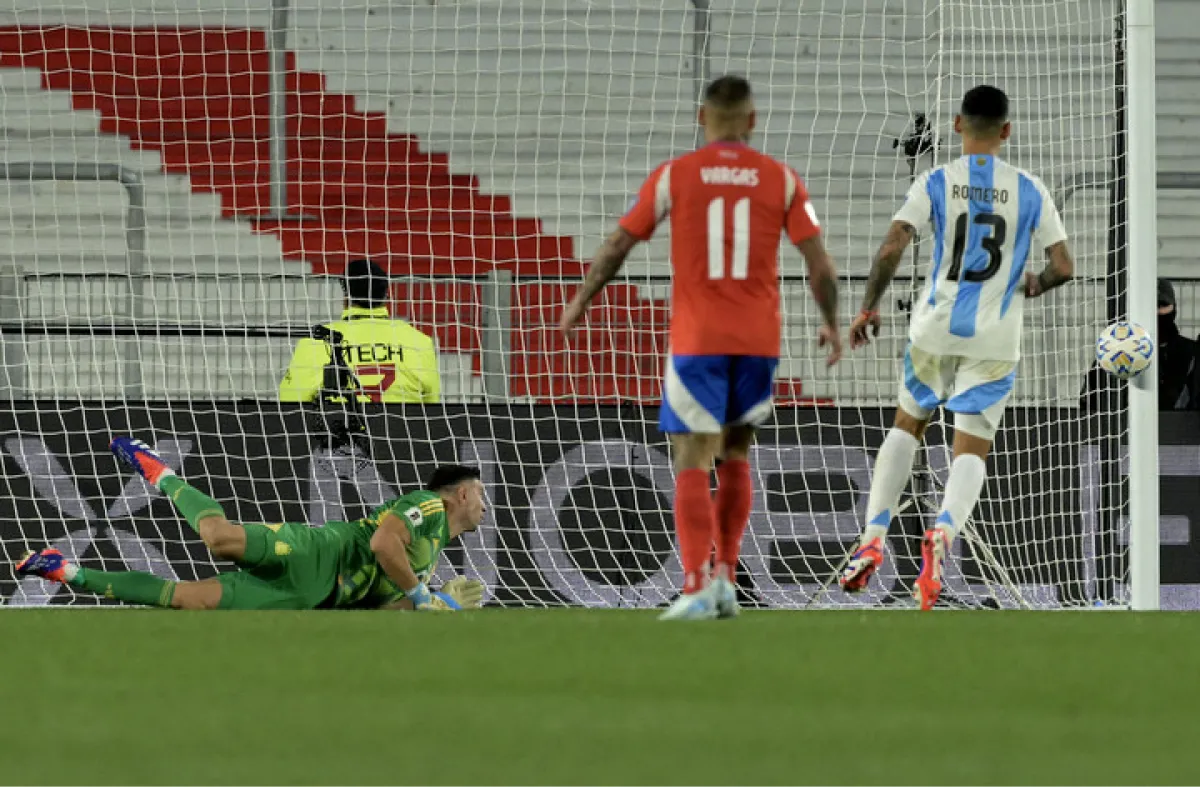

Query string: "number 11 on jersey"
[[707, 197, 750, 280]]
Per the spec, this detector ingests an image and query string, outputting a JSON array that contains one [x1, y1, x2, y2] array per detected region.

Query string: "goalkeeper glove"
[[405, 582, 453, 611], [431, 592, 462, 610], [439, 577, 485, 609]]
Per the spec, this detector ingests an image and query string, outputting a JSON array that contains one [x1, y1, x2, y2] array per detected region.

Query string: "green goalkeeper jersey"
[[322, 490, 451, 609]]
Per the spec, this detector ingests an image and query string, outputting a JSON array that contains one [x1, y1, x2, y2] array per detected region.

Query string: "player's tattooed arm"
[[797, 236, 840, 329], [814, 273, 839, 327], [1026, 241, 1075, 298], [579, 228, 639, 302], [795, 234, 844, 365], [560, 228, 640, 336], [862, 221, 916, 311]]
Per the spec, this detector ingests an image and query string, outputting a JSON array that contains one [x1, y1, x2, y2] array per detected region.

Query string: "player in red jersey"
[[560, 75, 842, 619]]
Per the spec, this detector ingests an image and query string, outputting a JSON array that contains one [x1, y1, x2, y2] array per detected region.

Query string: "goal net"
[[0, 0, 1127, 608]]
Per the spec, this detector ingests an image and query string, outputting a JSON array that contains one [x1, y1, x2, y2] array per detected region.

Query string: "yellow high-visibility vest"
[[278, 306, 440, 404]]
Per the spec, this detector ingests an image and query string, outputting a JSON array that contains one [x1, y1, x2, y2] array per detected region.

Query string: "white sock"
[[863, 428, 920, 542], [934, 454, 988, 544]]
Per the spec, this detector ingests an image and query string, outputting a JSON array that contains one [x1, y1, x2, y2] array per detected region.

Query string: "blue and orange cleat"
[[914, 529, 950, 611], [110, 437, 174, 486], [839, 536, 884, 593], [16, 548, 72, 583]]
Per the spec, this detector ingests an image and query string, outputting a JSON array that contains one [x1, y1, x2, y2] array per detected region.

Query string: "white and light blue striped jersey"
[[894, 154, 1068, 362]]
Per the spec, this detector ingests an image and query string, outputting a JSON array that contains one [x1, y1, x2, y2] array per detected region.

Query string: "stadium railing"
[[6, 264, 1194, 405], [2, 153, 1194, 405]]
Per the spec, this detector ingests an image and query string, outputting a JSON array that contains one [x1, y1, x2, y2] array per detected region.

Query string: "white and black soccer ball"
[[1096, 322, 1155, 380]]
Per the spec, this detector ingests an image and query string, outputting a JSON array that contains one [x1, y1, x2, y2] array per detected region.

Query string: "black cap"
[[342, 258, 389, 307], [1158, 278, 1176, 308]]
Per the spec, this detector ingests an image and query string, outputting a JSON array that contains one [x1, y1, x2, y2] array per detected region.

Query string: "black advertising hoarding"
[[1, 402, 1197, 608]]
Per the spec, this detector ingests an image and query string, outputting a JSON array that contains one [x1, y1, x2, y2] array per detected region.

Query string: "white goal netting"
[[0, 0, 1127, 608]]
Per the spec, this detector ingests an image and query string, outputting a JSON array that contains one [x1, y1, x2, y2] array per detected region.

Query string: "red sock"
[[674, 468, 716, 594], [713, 459, 753, 583]]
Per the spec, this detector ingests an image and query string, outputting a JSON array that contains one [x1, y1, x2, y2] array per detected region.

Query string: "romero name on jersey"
[[898, 154, 1067, 362]]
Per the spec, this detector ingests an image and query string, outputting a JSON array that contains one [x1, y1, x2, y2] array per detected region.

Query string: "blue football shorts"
[[659, 354, 780, 434]]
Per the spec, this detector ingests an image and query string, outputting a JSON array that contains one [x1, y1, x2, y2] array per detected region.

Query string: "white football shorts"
[[897, 343, 1018, 440]]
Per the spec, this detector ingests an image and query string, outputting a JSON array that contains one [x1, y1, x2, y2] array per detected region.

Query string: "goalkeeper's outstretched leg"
[[23, 442, 489, 611], [16, 548, 224, 608], [110, 437, 248, 563]]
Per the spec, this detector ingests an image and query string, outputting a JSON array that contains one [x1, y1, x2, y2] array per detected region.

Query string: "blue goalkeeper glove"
[[432, 592, 462, 610], [405, 582, 456, 611]]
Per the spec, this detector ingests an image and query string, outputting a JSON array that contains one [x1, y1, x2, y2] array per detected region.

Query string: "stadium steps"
[[0, 26, 579, 278], [0, 25, 698, 402]]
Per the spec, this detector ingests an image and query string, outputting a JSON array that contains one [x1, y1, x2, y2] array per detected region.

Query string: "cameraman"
[[279, 259, 441, 524], [1155, 279, 1200, 410], [279, 258, 440, 405], [1079, 278, 1200, 412]]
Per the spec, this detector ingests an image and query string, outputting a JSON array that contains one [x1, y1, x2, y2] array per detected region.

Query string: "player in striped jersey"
[[17, 439, 486, 611], [840, 85, 1075, 609]]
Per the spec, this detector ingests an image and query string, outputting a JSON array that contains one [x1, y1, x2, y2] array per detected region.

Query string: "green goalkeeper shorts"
[[215, 522, 341, 610]]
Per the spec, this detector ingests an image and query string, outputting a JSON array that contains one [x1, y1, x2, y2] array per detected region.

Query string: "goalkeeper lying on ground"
[[16, 437, 486, 611]]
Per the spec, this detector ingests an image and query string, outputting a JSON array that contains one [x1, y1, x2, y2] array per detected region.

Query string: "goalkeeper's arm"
[[369, 513, 448, 610]]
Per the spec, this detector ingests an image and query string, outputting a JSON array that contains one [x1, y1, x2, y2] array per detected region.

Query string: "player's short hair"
[[703, 75, 753, 111], [342, 258, 390, 308], [960, 85, 1009, 135], [426, 464, 481, 492]]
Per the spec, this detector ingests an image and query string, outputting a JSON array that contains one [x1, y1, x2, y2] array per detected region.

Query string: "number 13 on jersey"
[[947, 212, 1007, 282], [707, 197, 751, 280]]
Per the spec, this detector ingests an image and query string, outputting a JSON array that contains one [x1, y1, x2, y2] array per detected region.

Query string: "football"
[[1096, 321, 1155, 380]]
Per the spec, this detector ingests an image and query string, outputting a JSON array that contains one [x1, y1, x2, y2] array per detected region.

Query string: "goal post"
[[0, 0, 1160, 609], [1125, 0, 1160, 611]]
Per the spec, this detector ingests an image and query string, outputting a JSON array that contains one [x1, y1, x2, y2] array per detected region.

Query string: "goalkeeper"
[[16, 438, 486, 611]]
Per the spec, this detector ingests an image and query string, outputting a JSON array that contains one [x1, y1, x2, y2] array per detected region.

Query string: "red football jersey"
[[619, 141, 821, 357]]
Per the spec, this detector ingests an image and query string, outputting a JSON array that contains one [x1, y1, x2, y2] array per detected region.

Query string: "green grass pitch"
[[0, 610, 1195, 785]]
